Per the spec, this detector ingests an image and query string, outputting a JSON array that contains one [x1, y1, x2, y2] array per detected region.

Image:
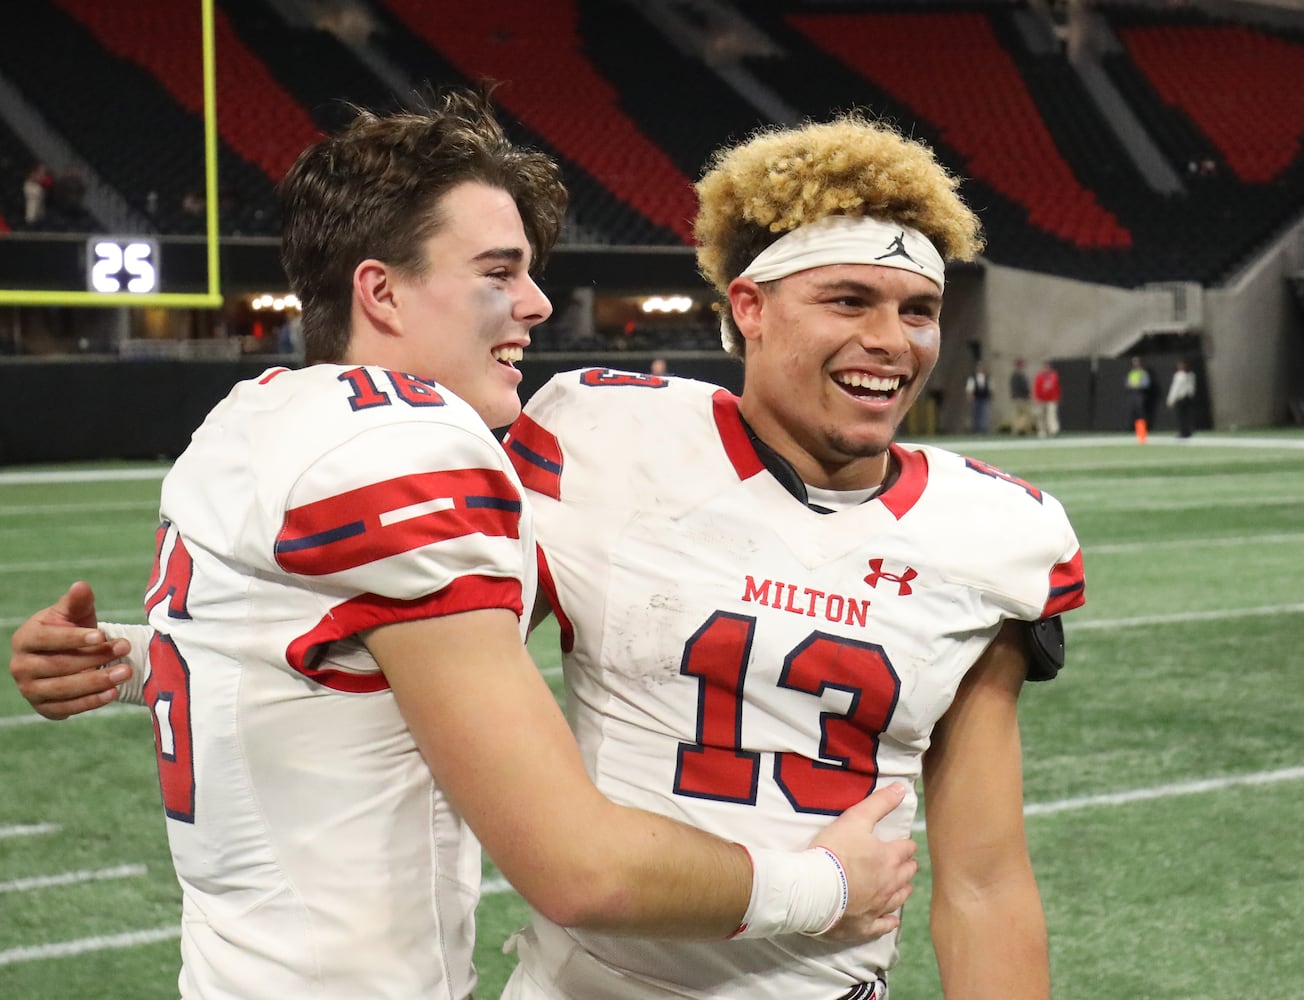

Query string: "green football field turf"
[[1, 431, 1301, 999]]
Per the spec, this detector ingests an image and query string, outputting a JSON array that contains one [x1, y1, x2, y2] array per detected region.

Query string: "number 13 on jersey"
[[673, 611, 901, 816]]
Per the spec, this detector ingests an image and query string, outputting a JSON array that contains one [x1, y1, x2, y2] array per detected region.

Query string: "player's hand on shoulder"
[[8, 581, 132, 720], [812, 783, 918, 942]]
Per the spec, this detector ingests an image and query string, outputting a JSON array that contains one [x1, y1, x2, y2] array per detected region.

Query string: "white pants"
[[499, 921, 889, 1000], [500, 922, 696, 1000], [1034, 401, 1060, 437]]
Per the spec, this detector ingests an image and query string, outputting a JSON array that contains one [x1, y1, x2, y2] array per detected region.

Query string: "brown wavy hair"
[[280, 87, 567, 364]]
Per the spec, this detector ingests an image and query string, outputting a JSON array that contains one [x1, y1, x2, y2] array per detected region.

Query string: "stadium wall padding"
[[0, 351, 1217, 466], [0, 356, 747, 464]]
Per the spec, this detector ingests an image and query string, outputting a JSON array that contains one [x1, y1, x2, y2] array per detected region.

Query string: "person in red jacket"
[[1032, 360, 1062, 438]]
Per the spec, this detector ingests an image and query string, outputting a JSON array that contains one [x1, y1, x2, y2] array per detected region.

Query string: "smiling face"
[[732, 262, 942, 490], [351, 181, 552, 430]]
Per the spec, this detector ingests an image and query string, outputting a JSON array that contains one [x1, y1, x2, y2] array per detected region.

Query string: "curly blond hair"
[[694, 113, 983, 355]]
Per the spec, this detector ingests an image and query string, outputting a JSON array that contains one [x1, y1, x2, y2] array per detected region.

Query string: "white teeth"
[[493, 345, 524, 364], [834, 372, 901, 391]]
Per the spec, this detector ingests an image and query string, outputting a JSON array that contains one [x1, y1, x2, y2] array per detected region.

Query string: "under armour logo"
[[875, 231, 920, 267], [836, 976, 888, 1000], [864, 558, 917, 596]]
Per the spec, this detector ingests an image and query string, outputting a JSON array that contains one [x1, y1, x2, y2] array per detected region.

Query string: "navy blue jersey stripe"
[[274, 520, 366, 554], [507, 437, 563, 476], [467, 495, 523, 512]]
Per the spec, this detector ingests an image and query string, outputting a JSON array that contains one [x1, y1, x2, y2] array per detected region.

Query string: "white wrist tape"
[[101, 622, 153, 707], [730, 845, 849, 939]]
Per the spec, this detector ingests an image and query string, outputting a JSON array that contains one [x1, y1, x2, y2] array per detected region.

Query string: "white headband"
[[738, 215, 946, 291]]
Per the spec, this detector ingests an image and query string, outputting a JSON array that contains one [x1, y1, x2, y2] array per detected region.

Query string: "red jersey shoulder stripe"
[[879, 444, 928, 520], [1042, 548, 1086, 617], [258, 367, 291, 384], [276, 468, 522, 576], [711, 390, 765, 481], [285, 574, 525, 691], [503, 412, 563, 501]]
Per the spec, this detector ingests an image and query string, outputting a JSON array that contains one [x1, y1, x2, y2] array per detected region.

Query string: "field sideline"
[[1, 431, 1302, 999]]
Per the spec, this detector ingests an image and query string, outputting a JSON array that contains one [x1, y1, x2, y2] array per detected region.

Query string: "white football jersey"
[[501, 368, 1084, 1000], [144, 364, 535, 1000]]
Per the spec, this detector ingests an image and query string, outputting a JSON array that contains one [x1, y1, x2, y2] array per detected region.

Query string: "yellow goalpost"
[[0, 0, 223, 309]]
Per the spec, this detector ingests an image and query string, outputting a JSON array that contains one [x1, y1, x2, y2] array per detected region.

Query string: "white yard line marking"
[[927, 434, 1304, 451], [1067, 495, 1303, 513], [0, 823, 60, 839], [1, 766, 1299, 964], [0, 863, 147, 894], [1017, 766, 1304, 818], [0, 927, 180, 967], [1087, 532, 1304, 554], [1067, 603, 1304, 631], [0, 501, 158, 517], [1147, 436, 1304, 450], [0, 556, 147, 576], [0, 469, 169, 485], [0, 704, 142, 729], [482, 875, 512, 895], [0, 608, 144, 630]]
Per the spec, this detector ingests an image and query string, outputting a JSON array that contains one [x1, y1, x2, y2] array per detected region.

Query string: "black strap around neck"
[[739, 417, 832, 512], [738, 415, 893, 515]]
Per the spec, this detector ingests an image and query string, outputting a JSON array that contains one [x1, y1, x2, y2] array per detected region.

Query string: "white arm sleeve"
[[101, 622, 153, 706]]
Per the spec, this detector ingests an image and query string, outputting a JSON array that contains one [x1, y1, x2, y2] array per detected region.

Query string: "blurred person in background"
[[22, 161, 51, 226], [1009, 357, 1034, 435], [1032, 359, 1061, 438], [1126, 355, 1151, 443], [965, 360, 993, 433], [1167, 359, 1197, 438]]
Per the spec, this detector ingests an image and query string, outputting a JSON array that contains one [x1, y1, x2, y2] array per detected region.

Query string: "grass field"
[[1, 431, 1302, 999]]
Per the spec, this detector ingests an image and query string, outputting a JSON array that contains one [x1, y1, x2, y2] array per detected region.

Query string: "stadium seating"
[[50, 0, 315, 234], [370, 0, 698, 245], [787, 9, 1132, 250], [219, 0, 404, 133], [739, 1, 1304, 286], [1095, 3, 1304, 282], [0, 0, 279, 235], [0, 0, 1301, 289], [1112, 12, 1304, 184]]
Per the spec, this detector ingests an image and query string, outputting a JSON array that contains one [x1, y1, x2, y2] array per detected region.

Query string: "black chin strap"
[[739, 416, 894, 515], [740, 417, 815, 507]]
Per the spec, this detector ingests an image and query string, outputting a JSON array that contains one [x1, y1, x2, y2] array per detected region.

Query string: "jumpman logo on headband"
[[875, 231, 920, 267]]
